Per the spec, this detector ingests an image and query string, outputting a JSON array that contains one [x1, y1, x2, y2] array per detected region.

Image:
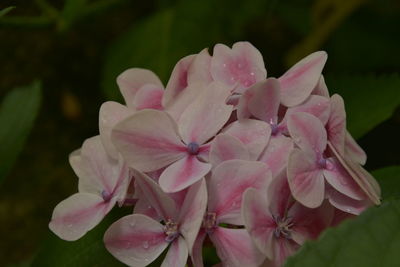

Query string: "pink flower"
[[49, 136, 130, 241], [104, 170, 207, 267]]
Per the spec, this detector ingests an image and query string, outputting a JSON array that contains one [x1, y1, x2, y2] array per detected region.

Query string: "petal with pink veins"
[[271, 238, 300, 267], [311, 75, 330, 97], [267, 171, 293, 218], [163, 55, 196, 107], [223, 119, 271, 160], [287, 112, 327, 157], [188, 48, 213, 86], [210, 227, 266, 267], [208, 160, 271, 225], [258, 135, 294, 177], [134, 84, 164, 110], [134, 169, 178, 221], [178, 82, 233, 145], [242, 188, 276, 259], [327, 94, 346, 155], [236, 88, 254, 120], [49, 193, 113, 241], [279, 51, 327, 107], [99, 101, 135, 159], [247, 78, 281, 124], [209, 134, 250, 167], [191, 229, 207, 267], [159, 156, 212, 193], [211, 42, 266, 93], [287, 148, 325, 208], [117, 68, 163, 107], [326, 186, 371, 215], [112, 109, 186, 172], [345, 131, 367, 165], [161, 237, 189, 267], [133, 197, 161, 221], [323, 157, 365, 200], [178, 179, 208, 253], [104, 214, 168, 267]]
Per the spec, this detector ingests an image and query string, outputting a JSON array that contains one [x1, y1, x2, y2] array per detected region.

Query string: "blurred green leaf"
[[62, 0, 88, 20], [0, 81, 41, 184], [326, 74, 400, 139], [373, 166, 400, 200], [284, 199, 400, 267], [0, 6, 15, 18], [101, 0, 270, 101]]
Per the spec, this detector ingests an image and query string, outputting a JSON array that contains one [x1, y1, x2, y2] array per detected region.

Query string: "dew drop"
[[142, 241, 149, 249], [129, 221, 136, 227]]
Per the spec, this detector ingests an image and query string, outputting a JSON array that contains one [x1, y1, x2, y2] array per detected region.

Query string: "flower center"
[[164, 219, 179, 242], [270, 123, 279, 136], [101, 190, 112, 202], [187, 142, 200, 155], [317, 157, 327, 169], [273, 215, 293, 239], [203, 212, 217, 234]]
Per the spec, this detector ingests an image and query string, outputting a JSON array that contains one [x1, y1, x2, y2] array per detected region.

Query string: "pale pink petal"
[[117, 68, 163, 107], [178, 82, 233, 144], [323, 157, 365, 200], [223, 119, 271, 160], [197, 142, 211, 162], [283, 95, 331, 129], [99, 101, 135, 159], [258, 135, 294, 177], [327, 94, 346, 155], [209, 134, 250, 167], [159, 156, 212, 193], [49, 193, 112, 241], [345, 131, 367, 165], [133, 169, 178, 221], [112, 109, 186, 172], [210, 227, 266, 267], [134, 84, 164, 110], [271, 238, 300, 267], [179, 179, 208, 253], [208, 160, 271, 225], [236, 88, 254, 120], [133, 197, 161, 221], [287, 149, 325, 208], [289, 201, 333, 244], [191, 230, 207, 267], [267, 171, 292, 218], [161, 237, 189, 267], [311, 75, 329, 97], [188, 48, 213, 85], [104, 214, 168, 267], [287, 112, 327, 157], [279, 51, 327, 107], [242, 188, 276, 259], [211, 42, 267, 93], [328, 142, 381, 205], [247, 78, 281, 124], [163, 55, 196, 106], [326, 186, 371, 215]]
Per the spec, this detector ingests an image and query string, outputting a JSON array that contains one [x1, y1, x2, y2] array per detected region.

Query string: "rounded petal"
[[104, 214, 168, 267], [134, 84, 164, 110], [345, 131, 366, 165], [161, 237, 189, 267], [287, 149, 325, 208], [178, 82, 233, 144], [112, 109, 186, 172], [209, 134, 250, 167], [211, 42, 267, 93], [279, 51, 328, 107], [99, 101, 135, 159], [311, 75, 330, 97], [191, 229, 207, 267], [208, 160, 272, 224], [326, 186, 371, 215], [210, 227, 266, 267], [267, 171, 293, 218], [327, 94, 346, 155], [49, 193, 112, 241], [117, 68, 163, 107], [223, 119, 271, 160], [236, 88, 254, 120], [159, 156, 212, 193], [287, 112, 327, 157], [188, 48, 213, 86]]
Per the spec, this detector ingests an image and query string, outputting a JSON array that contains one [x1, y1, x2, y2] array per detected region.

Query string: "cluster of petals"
[[49, 41, 381, 267]]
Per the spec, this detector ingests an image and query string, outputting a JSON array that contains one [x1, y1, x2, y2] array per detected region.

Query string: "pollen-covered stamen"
[[164, 219, 179, 242], [187, 142, 200, 155], [101, 190, 112, 202], [203, 212, 217, 234], [273, 215, 294, 239]]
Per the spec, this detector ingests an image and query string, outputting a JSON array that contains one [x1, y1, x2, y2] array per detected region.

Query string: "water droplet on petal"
[[142, 241, 149, 249], [129, 221, 136, 227]]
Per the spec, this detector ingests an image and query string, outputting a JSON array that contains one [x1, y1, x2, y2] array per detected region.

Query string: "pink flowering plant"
[[49, 42, 382, 266]]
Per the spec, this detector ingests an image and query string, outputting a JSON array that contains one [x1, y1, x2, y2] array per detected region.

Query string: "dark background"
[[0, 0, 399, 265]]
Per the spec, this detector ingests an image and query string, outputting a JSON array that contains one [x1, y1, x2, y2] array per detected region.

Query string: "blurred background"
[[0, 0, 399, 266]]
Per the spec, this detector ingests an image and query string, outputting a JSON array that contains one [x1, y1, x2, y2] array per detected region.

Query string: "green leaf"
[[284, 199, 400, 267], [373, 166, 400, 200], [0, 81, 41, 184], [0, 6, 15, 18], [101, 0, 270, 101], [60, 0, 88, 29], [326, 74, 400, 139]]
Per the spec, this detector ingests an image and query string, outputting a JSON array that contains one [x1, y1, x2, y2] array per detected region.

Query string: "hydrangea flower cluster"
[[49, 42, 381, 267]]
